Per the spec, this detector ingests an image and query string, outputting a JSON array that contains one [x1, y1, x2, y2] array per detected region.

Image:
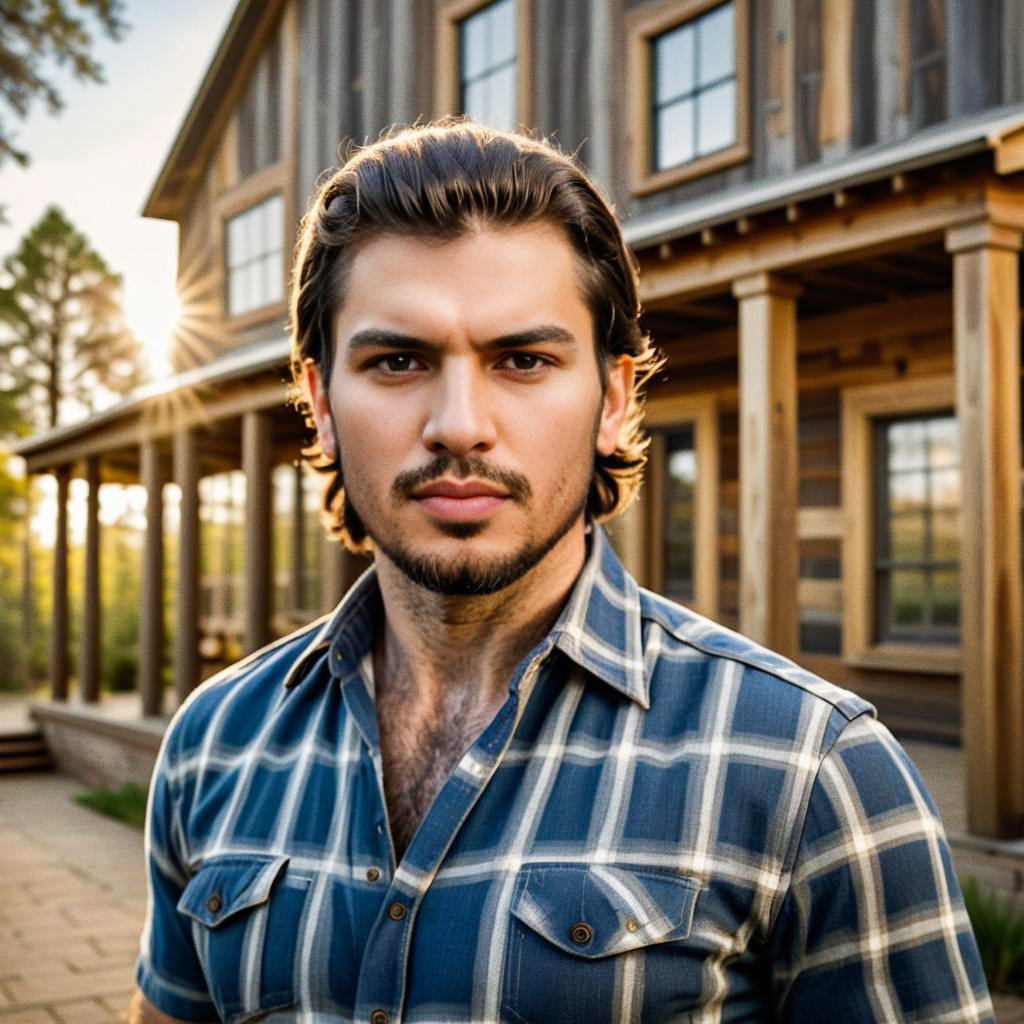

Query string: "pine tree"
[[0, 205, 144, 430], [0, 0, 127, 166]]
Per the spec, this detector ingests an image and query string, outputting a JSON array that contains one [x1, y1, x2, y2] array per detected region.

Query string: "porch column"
[[946, 219, 1024, 839], [290, 463, 305, 613], [80, 456, 102, 703], [50, 465, 70, 702], [321, 535, 362, 612], [242, 410, 272, 652], [139, 439, 165, 717], [732, 272, 802, 657], [174, 427, 201, 706]]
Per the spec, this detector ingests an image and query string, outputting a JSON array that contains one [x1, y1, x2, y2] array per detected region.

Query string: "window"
[[874, 415, 960, 644], [909, 0, 946, 129], [460, 0, 517, 131], [438, 0, 530, 131], [627, 0, 749, 194], [841, 376, 960, 674], [226, 195, 285, 318], [652, 2, 736, 172], [661, 427, 697, 603], [237, 23, 283, 179]]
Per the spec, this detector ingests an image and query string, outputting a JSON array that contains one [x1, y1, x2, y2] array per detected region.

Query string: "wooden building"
[[14, 0, 1024, 839]]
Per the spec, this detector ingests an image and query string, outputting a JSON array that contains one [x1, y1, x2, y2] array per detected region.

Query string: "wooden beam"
[[50, 467, 70, 702], [638, 177, 987, 304], [733, 272, 801, 655], [80, 455, 101, 704], [819, 0, 854, 156], [174, 427, 201, 706], [947, 218, 1024, 839], [139, 440, 165, 717], [243, 410, 273, 653]]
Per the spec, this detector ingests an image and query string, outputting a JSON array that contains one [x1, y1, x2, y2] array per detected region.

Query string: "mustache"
[[392, 454, 532, 503]]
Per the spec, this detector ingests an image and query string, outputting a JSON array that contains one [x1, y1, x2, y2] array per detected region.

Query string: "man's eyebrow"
[[344, 325, 578, 353]]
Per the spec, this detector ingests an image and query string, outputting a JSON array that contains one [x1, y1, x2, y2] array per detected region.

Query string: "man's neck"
[[372, 524, 588, 711]]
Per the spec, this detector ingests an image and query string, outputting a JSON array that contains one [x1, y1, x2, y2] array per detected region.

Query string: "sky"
[[0, 0, 239, 544], [0, 0, 238, 379]]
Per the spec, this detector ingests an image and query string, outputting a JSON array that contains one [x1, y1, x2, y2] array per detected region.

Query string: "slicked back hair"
[[289, 119, 661, 552]]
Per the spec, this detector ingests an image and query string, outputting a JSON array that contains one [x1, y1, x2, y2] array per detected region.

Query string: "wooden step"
[[0, 730, 53, 773]]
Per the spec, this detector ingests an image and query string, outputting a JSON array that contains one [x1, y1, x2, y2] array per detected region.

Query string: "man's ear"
[[302, 358, 338, 461], [595, 355, 635, 457]]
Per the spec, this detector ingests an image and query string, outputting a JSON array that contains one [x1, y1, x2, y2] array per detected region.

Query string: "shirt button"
[[626, 918, 640, 933], [366, 867, 381, 882], [569, 921, 593, 945], [206, 893, 223, 914], [371, 1012, 389, 1024], [387, 901, 407, 921]]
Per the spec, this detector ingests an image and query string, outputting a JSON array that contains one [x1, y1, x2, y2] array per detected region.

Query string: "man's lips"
[[411, 479, 510, 521]]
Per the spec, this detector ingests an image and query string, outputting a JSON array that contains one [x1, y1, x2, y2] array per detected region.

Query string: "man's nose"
[[421, 361, 497, 456]]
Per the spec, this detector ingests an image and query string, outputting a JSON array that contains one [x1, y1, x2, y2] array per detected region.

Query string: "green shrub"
[[962, 876, 1024, 995], [73, 781, 148, 829]]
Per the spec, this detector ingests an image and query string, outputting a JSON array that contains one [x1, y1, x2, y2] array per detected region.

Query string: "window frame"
[[638, 394, 720, 619], [218, 176, 290, 329], [436, 0, 532, 129], [841, 375, 961, 675], [627, 0, 750, 197]]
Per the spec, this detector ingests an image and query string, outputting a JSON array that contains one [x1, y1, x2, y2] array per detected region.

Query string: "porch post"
[[50, 465, 70, 702], [139, 439, 165, 717], [732, 272, 802, 657], [242, 410, 272, 653], [946, 219, 1024, 839], [174, 427, 201, 706], [80, 455, 102, 703], [290, 462, 305, 613]]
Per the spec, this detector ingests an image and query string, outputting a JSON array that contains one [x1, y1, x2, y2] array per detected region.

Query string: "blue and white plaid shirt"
[[137, 526, 992, 1023]]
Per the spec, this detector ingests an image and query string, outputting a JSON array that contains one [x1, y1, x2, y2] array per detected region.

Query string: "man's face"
[[305, 222, 632, 596]]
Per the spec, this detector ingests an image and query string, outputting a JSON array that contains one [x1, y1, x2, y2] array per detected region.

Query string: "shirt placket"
[[351, 643, 553, 1024]]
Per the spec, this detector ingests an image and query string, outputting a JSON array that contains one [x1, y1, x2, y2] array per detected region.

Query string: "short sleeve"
[[768, 714, 994, 1023], [135, 737, 217, 1022]]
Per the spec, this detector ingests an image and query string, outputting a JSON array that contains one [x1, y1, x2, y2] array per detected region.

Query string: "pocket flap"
[[510, 863, 700, 959], [178, 854, 289, 929]]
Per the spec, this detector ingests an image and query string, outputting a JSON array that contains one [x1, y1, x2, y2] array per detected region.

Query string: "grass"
[[73, 781, 148, 830], [962, 877, 1024, 995]]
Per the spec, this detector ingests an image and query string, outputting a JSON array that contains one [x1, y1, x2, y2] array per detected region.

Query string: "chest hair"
[[376, 682, 501, 862]]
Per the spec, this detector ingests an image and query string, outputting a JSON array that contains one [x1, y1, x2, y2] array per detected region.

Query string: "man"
[[132, 122, 993, 1023]]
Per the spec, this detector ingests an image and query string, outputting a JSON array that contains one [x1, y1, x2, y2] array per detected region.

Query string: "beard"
[[342, 449, 593, 597]]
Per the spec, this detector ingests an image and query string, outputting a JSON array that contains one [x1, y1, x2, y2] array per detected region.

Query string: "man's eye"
[[376, 353, 418, 373], [502, 352, 546, 371]]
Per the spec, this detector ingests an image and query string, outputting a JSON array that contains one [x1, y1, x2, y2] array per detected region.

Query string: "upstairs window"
[[627, 0, 749, 195], [237, 24, 283, 178], [874, 414, 960, 645], [652, 2, 737, 172], [226, 195, 285, 318], [458, 0, 518, 131], [909, 0, 946, 128]]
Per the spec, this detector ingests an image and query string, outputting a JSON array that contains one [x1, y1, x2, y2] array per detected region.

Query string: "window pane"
[[931, 468, 959, 510], [889, 470, 927, 514], [932, 570, 960, 628], [932, 509, 959, 561], [890, 570, 926, 627], [263, 253, 284, 306], [655, 23, 695, 103], [698, 2, 735, 86], [227, 216, 246, 270], [463, 77, 489, 124], [228, 268, 244, 316], [663, 428, 696, 601], [265, 195, 284, 251], [461, 8, 489, 80], [696, 80, 736, 155], [244, 262, 261, 313], [488, 63, 517, 131], [243, 206, 259, 261], [490, 0, 516, 67], [656, 99, 695, 170], [927, 417, 959, 468], [888, 420, 928, 471], [889, 512, 926, 563]]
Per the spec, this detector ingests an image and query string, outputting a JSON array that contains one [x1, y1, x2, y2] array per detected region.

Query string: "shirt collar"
[[291, 525, 649, 709]]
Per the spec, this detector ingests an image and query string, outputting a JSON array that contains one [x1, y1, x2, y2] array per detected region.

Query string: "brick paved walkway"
[[0, 773, 145, 1024]]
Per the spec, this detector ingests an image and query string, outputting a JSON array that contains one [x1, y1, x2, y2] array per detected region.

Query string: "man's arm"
[[768, 714, 993, 1022], [128, 986, 206, 1024]]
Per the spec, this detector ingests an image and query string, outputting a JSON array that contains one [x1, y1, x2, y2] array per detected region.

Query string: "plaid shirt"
[[137, 526, 992, 1023]]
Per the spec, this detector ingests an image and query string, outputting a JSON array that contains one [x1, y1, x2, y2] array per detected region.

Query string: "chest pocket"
[[503, 863, 701, 1024], [178, 854, 298, 1024]]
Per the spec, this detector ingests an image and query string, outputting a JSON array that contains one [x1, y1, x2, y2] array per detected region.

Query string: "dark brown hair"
[[289, 119, 661, 552]]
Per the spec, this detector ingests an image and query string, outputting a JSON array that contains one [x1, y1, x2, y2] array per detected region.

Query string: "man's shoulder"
[[159, 614, 334, 762], [636, 587, 874, 728]]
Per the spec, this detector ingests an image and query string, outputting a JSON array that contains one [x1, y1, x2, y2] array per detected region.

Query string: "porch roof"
[[623, 104, 1024, 251], [10, 334, 290, 459]]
